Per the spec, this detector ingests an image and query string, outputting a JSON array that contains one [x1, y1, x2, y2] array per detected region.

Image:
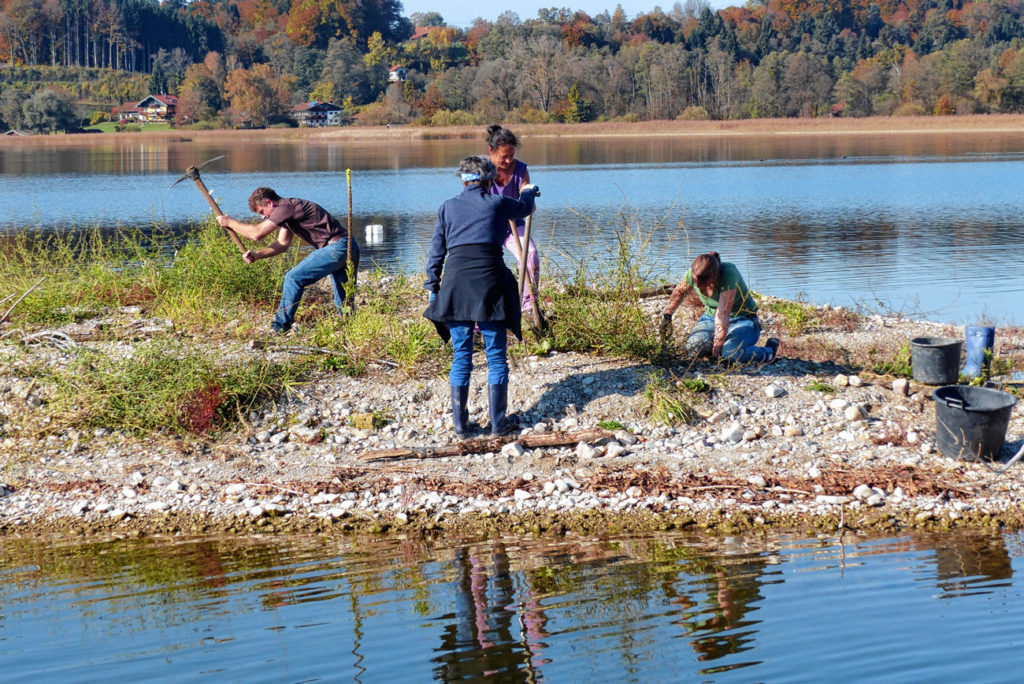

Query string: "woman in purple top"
[[486, 124, 539, 312]]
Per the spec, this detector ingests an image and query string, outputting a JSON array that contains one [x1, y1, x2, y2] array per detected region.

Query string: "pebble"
[[845, 405, 866, 422], [502, 442, 525, 458], [721, 423, 744, 443], [816, 495, 851, 505], [605, 442, 627, 459]]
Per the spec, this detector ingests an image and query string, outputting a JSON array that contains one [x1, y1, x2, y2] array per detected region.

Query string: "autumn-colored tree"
[[177, 62, 222, 123], [364, 30, 394, 67], [223, 62, 289, 127], [286, 0, 346, 48], [933, 92, 955, 114]]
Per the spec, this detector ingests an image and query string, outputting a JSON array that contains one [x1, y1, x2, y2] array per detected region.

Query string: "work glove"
[[520, 183, 540, 198]]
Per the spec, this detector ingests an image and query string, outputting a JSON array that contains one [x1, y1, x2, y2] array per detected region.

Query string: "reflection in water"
[[6, 529, 1023, 680], [928, 531, 1013, 598]]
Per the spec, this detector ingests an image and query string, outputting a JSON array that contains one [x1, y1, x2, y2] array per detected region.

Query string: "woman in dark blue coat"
[[424, 156, 540, 438]]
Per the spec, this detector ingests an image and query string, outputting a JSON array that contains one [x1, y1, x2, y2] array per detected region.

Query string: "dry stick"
[[980, 443, 1024, 475], [359, 428, 613, 462], [277, 345, 399, 367], [0, 277, 45, 325], [239, 482, 306, 496]]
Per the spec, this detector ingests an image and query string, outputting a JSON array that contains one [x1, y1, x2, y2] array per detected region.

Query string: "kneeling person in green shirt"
[[661, 252, 780, 364]]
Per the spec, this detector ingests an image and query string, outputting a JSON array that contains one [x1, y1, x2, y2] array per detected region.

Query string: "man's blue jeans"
[[687, 314, 772, 363], [272, 241, 359, 332], [448, 321, 508, 386]]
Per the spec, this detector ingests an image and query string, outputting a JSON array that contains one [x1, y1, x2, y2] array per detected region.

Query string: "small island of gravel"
[[3, 260, 1023, 541]]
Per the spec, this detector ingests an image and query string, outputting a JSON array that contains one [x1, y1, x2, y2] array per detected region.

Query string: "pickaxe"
[[169, 155, 247, 254]]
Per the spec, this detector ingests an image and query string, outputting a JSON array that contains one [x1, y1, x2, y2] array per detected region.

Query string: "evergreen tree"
[[149, 60, 168, 94]]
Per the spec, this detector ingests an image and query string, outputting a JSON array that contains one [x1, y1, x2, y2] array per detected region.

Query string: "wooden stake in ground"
[[345, 168, 356, 309], [359, 428, 613, 462]]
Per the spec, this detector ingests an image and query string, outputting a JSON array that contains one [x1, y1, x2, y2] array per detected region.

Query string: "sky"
[[400, 1, 733, 29]]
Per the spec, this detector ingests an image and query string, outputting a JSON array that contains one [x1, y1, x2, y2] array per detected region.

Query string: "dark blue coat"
[[424, 185, 536, 293], [423, 184, 537, 341]]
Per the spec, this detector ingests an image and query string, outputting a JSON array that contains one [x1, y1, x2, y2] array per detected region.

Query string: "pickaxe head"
[[169, 155, 225, 189]]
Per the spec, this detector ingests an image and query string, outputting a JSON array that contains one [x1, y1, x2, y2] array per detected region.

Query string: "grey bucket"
[[910, 337, 962, 385], [933, 385, 1017, 461]]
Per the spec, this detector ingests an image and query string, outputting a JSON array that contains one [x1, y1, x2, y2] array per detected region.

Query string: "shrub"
[[870, 342, 912, 378], [424, 109, 483, 126], [356, 101, 411, 126], [39, 339, 302, 437], [546, 206, 679, 363], [933, 94, 955, 116], [892, 103, 926, 117], [677, 106, 710, 121], [764, 298, 818, 335], [643, 371, 697, 425]]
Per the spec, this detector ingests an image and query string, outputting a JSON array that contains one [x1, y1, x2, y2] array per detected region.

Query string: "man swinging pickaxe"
[[169, 155, 246, 253]]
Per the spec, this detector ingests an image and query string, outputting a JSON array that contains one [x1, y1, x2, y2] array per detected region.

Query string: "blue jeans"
[[448, 321, 508, 386], [272, 241, 359, 332], [687, 314, 772, 363]]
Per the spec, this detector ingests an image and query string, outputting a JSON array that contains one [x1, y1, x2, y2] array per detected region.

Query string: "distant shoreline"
[[5, 114, 1024, 147]]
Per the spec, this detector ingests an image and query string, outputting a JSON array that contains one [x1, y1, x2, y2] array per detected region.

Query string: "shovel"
[[169, 155, 246, 253]]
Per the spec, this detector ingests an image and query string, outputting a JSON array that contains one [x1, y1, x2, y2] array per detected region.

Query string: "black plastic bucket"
[[911, 337, 962, 385], [933, 385, 1017, 461]]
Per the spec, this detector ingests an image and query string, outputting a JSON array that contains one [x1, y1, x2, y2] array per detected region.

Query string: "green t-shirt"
[[684, 262, 758, 318]]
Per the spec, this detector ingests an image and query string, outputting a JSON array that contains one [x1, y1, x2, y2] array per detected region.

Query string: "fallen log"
[[359, 428, 615, 462]]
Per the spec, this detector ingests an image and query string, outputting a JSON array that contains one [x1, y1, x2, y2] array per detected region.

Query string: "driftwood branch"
[[1, 278, 45, 325], [359, 428, 614, 462], [0, 328, 78, 351]]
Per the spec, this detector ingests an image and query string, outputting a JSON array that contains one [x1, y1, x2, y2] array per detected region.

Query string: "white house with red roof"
[[388, 65, 408, 82], [122, 94, 177, 123], [291, 101, 346, 126]]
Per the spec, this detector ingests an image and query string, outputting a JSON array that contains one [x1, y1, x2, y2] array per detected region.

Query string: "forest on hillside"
[[4, 0, 1024, 131]]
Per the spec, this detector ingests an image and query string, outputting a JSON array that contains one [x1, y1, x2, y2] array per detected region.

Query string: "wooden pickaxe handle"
[[187, 166, 247, 254]]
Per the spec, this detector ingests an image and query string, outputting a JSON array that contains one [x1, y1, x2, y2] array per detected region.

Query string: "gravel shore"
[[3, 280, 1023, 539]]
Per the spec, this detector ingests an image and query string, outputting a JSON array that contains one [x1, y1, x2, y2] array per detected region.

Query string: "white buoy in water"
[[364, 224, 384, 245]]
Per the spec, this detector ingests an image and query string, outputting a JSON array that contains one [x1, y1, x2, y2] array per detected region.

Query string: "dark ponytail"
[[486, 124, 519, 150]]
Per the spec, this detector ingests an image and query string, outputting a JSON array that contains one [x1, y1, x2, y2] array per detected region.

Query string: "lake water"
[[3, 528, 1024, 681], [3, 132, 1024, 323]]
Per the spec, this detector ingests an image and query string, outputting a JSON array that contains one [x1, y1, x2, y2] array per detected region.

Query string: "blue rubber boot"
[[963, 325, 996, 379], [451, 385, 471, 439], [488, 383, 520, 436]]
